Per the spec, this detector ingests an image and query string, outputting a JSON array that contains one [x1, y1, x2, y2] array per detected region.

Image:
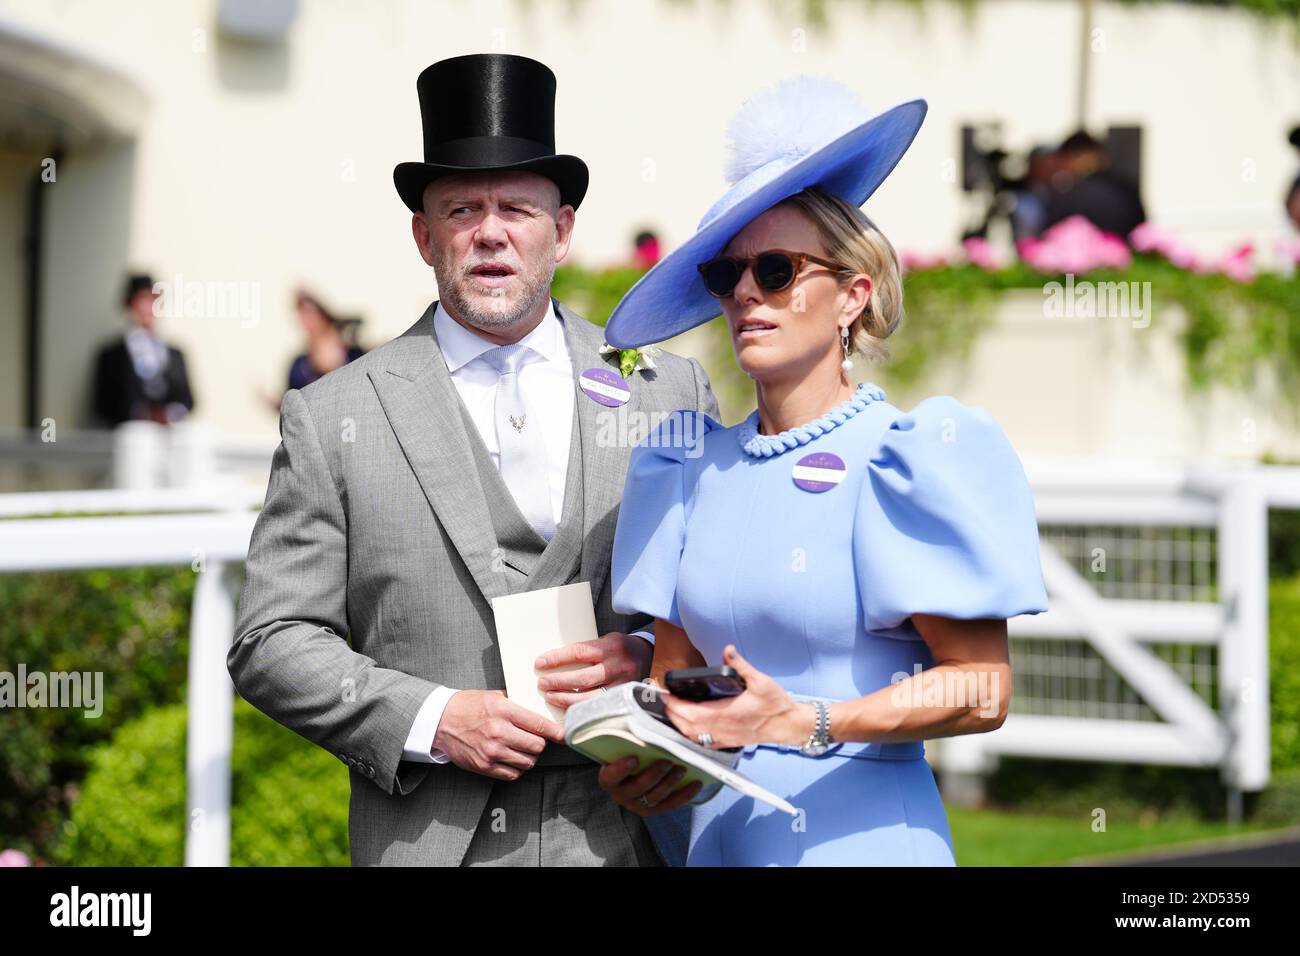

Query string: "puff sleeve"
[[611, 410, 722, 628], [853, 395, 1048, 634]]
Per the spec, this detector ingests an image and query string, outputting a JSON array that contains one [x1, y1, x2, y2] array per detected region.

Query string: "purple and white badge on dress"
[[792, 452, 846, 493], [579, 367, 631, 407]]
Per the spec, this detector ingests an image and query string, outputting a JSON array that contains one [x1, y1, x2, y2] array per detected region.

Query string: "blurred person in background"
[[1285, 125, 1300, 231], [1008, 144, 1057, 242], [287, 288, 366, 391], [1287, 173, 1300, 232], [631, 229, 661, 269], [92, 273, 195, 427], [1040, 129, 1146, 239], [259, 289, 367, 415]]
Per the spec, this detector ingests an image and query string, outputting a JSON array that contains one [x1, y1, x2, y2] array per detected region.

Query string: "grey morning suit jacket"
[[228, 298, 720, 866]]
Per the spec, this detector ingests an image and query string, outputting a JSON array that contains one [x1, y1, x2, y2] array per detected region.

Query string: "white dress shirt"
[[124, 326, 168, 381], [433, 299, 575, 532], [124, 326, 189, 422], [401, 301, 652, 764]]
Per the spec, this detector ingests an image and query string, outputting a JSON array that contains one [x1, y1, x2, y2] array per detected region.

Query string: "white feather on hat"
[[723, 75, 870, 186]]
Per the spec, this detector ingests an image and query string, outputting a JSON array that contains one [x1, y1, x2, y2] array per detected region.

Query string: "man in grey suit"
[[228, 53, 718, 865]]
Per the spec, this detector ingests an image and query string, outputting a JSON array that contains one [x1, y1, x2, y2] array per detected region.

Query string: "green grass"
[[949, 806, 1291, 866]]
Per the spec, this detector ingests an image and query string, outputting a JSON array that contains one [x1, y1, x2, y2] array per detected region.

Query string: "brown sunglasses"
[[697, 249, 846, 298]]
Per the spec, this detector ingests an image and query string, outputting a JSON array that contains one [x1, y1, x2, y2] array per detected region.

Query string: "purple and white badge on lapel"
[[792, 452, 846, 493], [579, 367, 631, 407]]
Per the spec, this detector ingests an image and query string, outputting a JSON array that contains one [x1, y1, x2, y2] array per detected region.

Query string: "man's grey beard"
[[436, 260, 556, 333]]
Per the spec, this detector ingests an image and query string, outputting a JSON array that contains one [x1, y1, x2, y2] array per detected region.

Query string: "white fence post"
[[1218, 477, 1271, 808], [184, 559, 240, 867], [936, 735, 995, 807]]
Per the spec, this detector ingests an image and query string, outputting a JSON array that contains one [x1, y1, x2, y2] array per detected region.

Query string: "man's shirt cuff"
[[402, 686, 459, 764]]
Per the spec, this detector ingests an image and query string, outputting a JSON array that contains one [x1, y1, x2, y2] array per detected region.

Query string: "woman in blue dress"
[[593, 77, 1049, 866]]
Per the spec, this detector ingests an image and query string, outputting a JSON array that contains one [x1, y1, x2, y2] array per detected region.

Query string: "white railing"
[[1, 441, 1296, 862], [939, 458, 1300, 823], [0, 500, 257, 867], [1, 423, 271, 867], [0, 422, 277, 493]]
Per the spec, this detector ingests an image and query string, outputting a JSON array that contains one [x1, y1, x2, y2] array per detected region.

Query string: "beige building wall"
[[904, 290, 1300, 462], [0, 0, 1296, 460], [40, 142, 139, 429]]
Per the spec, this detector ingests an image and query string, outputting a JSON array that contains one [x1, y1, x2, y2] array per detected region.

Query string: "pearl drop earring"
[[840, 326, 854, 371]]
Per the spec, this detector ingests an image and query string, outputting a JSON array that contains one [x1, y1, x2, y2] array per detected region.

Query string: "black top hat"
[[122, 273, 156, 307], [392, 54, 589, 214]]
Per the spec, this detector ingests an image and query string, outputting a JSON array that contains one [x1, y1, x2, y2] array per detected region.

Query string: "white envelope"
[[491, 580, 599, 721]]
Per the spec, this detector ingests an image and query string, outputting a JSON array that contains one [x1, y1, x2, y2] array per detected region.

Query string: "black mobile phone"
[[663, 665, 747, 702], [633, 683, 669, 722]]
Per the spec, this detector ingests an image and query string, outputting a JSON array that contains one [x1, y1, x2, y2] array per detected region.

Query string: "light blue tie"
[[479, 343, 555, 538]]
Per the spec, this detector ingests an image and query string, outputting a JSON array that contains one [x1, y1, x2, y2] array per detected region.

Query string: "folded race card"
[[491, 580, 598, 721], [565, 681, 799, 816]]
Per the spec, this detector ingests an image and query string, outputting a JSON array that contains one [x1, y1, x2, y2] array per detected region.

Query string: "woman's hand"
[[662, 645, 809, 749]]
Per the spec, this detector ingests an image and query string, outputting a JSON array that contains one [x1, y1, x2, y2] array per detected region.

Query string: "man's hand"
[[598, 757, 702, 817], [433, 690, 564, 781], [535, 631, 654, 711]]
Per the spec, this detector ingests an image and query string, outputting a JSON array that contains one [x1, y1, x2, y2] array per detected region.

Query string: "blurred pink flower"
[[900, 250, 950, 272], [962, 237, 1005, 270], [1018, 215, 1132, 274], [1129, 222, 1200, 269], [0, 849, 31, 867], [1194, 242, 1255, 282], [1276, 237, 1300, 267]]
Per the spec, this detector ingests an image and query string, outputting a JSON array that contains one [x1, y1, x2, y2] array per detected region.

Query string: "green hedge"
[[900, 258, 1300, 410], [1269, 575, 1300, 772], [555, 255, 1300, 424], [43, 571, 1300, 865], [55, 697, 349, 866], [0, 568, 194, 861], [673, 1, 1300, 30]]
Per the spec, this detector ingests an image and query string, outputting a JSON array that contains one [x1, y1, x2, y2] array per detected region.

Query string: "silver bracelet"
[[800, 700, 832, 756]]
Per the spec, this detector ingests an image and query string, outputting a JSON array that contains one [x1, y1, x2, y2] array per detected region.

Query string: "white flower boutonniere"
[[599, 343, 660, 380]]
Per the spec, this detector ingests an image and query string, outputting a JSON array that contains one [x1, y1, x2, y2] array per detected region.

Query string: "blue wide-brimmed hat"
[[604, 77, 926, 349]]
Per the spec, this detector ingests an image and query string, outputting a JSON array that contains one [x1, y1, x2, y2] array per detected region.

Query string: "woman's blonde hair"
[[777, 185, 904, 361]]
